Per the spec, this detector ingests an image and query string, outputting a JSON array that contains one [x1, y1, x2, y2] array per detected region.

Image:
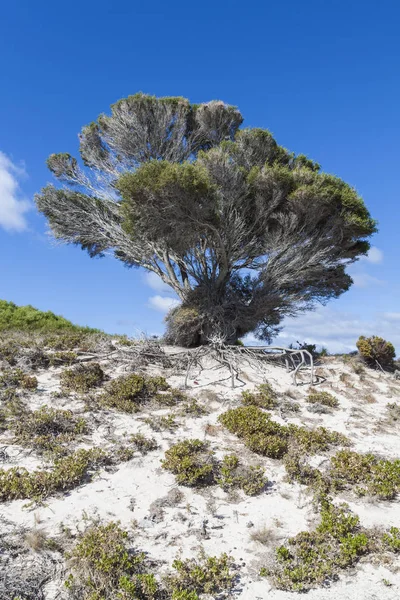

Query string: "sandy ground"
[[1, 345, 400, 599]]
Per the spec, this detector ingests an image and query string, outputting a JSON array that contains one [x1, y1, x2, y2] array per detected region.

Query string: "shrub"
[[0, 299, 100, 333], [307, 390, 339, 408], [99, 373, 169, 412], [12, 406, 87, 456], [49, 351, 78, 366], [382, 527, 400, 552], [0, 368, 38, 390], [241, 383, 278, 409], [162, 439, 215, 486], [0, 448, 108, 502], [65, 521, 156, 600], [218, 406, 348, 459], [60, 362, 104, 393], [269, 498, 370, 591], [128, 433, 158, 454], [217, 454, 267, 496], [356, 335, 396, 371], [167, 551, 235, 596], [164, 306, 202, 347]]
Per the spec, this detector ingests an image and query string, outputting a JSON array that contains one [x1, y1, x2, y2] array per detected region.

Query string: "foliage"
[[0, 448, 108, 502], [99, 374, 169, 413], [0, 368, 38, 390], [241, 383, 277, 409], [161, 440, 215, 487], [65, 521, 156, 600], [269, 497, 371, 591], [168, 551, 235, 596], [356, 335, 396, 371], [12, 406, 87, 456], [127, 433, 158, 455], [307, 390, 339, 408], [60, 363, 105, 393], [217, 454, 267, 495], [218, 406, 348, 459], [36, 94, 376, 346], [0, 299, 99, 333]]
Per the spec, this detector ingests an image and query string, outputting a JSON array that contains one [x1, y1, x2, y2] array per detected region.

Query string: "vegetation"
[[168, 551, 235, 596], [356, 335, 396, 371], [0, 448, 108, 502], [36, 93, 375, 346], [218, 405, 348, 459], [12, 406, 87, 456], [0, 368, 38, 390], [241, 383, 277, 409], [60, 363, 105, 393], [0, 299, 99, 333], [99, 374, 176, 413], [216, 454, 267, 496], [161, 440, 215, 487], [307, 390, 339, 408], [268, 497, 374, 591]]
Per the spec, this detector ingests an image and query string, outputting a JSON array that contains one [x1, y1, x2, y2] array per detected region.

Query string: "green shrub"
[[270, 498, 370, 591], [307, 390, 339, 408], [217, 454, 267, 496], [241, 383, 277, 409], [382, 527, 400, 552], [65, 522, 156, 600], [60, 362, 104, 393], [0, 299, 101, 333], [161, 439, 215, 486], [128, 433, 158, 454], [12, 406, 87, 456], [0, 368, 38, 390], [49, 351, 78, 366], [168, 551, 235, 596], [356, 335, 396, 371], [0, 448, 108, 502], [218, 406, 348, 459], [99, 374, 169, 413]]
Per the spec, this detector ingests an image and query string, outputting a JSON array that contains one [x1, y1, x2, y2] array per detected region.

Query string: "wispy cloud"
[[0, 152, 30, 232], [143, 272, 173, 295], [363, 246, 384, 264], [351, 273, 386, 288], [148, 295, 180, 313]]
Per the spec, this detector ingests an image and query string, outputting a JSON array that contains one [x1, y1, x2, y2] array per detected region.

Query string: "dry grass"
[[250, 525, 279, 546]]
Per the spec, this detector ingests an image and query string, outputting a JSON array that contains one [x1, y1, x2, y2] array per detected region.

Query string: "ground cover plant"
[[60, 363, 105, 393], [266, 496, 392, 591], [162, 440, 267, 495], [307, 390, 339, 408], [0, 368, 38, 391], [218, 405, 348, 459]]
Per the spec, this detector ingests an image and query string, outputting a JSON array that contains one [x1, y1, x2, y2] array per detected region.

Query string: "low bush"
[[12, 406, 87, 456], [128, 433, 159, 454], [307, 390, 339, 408], [356, 335, 396, 371], [167, 551, 235, 596], [162, 439, 215, 487], [218, 406, 348, 459], [0, 448, 108, 502], [60, 363, 104, 393], [0, 368, 38, 390], [241, 383, 277, 409], [65, 521, 156, 600], [99, 374, 169, 413], [217, 454, 267, 496], [268, 497, 371, 591]]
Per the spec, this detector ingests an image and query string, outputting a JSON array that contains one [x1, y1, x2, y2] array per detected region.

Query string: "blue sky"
[[0, 0, 399, 352]]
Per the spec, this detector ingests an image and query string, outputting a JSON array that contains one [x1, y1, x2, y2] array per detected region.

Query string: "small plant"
[[386, 402, 400, 422], [218, 406, 348, 459], [382, 527, 400, 552], [0, 448, 108, 502], [167, 550, 235, 596], [0, 368, 38, 390], [60, 362, 104, 393], [65, 521, 156, 599], [217, 454, 267, 496], [356, 335, 396, 371], [146, 412, 179, 431], [99, 373, 168, 413], [307, 390, 339, 408], [128, 433, 158, 454], [12, 406, 87, 456], [162, 439, 215, 487], [241, 383, 277, 409], [49, 351, 78, 366]]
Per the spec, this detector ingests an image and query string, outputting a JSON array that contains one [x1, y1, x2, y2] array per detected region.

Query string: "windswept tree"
[[36, 94, 376, 346]]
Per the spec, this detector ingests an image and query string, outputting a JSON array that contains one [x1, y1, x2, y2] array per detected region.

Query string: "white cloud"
[[143, 272, 173, 295], [363, 246, 384, 264], [0, 152, 30, 232], [351, 273, 386, 288], [148, 295, 180, 313]]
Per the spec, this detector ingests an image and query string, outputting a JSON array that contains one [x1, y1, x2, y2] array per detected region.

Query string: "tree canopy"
[[36, 93, 376, 346]]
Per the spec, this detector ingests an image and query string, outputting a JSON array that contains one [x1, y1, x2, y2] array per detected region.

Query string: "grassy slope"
[[0, 300, 101, 333]]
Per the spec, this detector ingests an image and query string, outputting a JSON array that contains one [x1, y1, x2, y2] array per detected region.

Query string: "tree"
[[36, 93, 376, 346]]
